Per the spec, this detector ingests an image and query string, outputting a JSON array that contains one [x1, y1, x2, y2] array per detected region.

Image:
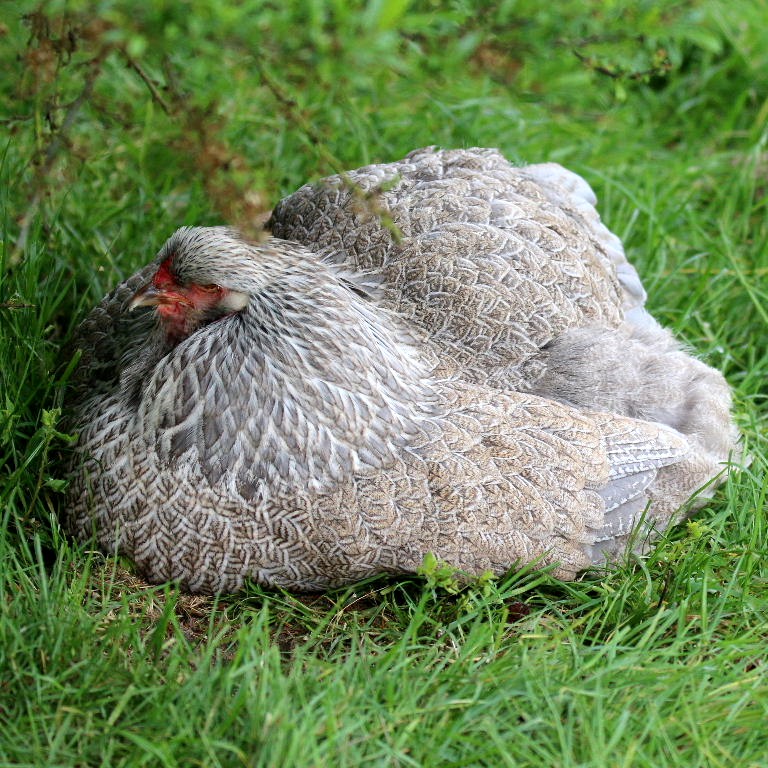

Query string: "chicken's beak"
[[128, 282, 165, 311], [128, 282, 193, 311]]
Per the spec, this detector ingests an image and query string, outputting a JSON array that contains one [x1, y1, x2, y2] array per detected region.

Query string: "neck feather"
[[132, 259, 440, 493]]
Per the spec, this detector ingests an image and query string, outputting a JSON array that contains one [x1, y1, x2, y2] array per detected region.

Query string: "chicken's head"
[[129, 228, 250, 345]]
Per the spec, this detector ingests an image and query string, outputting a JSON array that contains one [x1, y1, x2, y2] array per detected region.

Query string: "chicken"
[[64, 149, 737, 593]]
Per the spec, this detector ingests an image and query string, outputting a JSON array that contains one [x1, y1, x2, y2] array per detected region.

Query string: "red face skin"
[[131, 257, 232, 346]]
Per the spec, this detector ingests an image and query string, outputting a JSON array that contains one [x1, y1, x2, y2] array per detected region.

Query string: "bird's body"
[[270, 147, 737, 545], [65, 148, 737, 593]]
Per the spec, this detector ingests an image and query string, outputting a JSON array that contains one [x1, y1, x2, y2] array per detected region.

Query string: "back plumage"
[[270, 147, 634, 387]]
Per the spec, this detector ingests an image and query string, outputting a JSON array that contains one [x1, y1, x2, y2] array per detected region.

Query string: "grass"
[[1, 0, 767, 765]]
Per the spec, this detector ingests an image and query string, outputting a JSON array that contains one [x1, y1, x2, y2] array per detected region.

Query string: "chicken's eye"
[[197, 284, 223, 294]]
